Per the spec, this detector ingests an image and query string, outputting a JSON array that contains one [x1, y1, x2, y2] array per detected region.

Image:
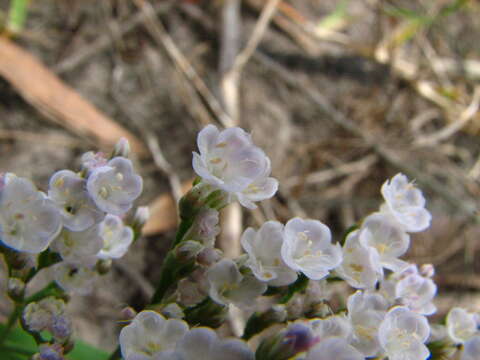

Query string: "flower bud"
[[132, 206, 150, 230], [7, 277, 25, 301], [196, 247, 222, 266], [256, 323, 317, 360], [174, 240, 203, 263], [37, 343, 65, 360], [113, 137, 131, 158], [96, 259, 112, 275]]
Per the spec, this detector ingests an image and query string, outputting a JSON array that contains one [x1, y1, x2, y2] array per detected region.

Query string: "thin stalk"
[[0, 343, 34, 356], [0, 303, 22, 345]]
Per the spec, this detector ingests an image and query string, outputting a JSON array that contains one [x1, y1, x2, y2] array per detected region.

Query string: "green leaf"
[[7, 0, 29, 34], [0, 324, 109, 360]]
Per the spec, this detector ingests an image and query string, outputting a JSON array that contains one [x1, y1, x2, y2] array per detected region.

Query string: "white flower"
[[53, 263, 97, 295], [378, 306, 430, 360], [97, 214, 134, 260], [87, 157, 143, 215], [347, 291, 389, 357], [192, 125, 278, 209], [306, 338, 363, 360], [173, 327, 254, 360], [359, 212, 410, 272], [241, 221, 297, 286], [381, 173, 431, 232], [281, 218, 342, 280], [446, 307, 479, 344], [206, 259, 267, 308], [336, 230, 383, 289], [395, 265, 437, 315], [0, 175, 61, 253], [310, 314, 352, 340], [462, 335, 480, 360], [48, 170, 104, 231], [119, 311, 188, 360], [50, 225, 103, 265]]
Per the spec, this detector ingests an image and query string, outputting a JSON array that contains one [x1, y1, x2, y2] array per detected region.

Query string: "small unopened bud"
[[51, 315, 72, 343], [7, 277, 25, 300], [121, 306, 137, 321], [256, 323, 318, 360], [113, 138, 131, 158], [96, 259, 112, 275], [38, 343, 65, 360], [420, 263, 435, 278], [133, 206, 149, 227], [175, 240, 203, 263], [196, 247, 222, 266]]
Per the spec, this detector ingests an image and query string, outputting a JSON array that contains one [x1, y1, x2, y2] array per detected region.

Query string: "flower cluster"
[[0, 125, 477, 360], [0, 139, 145, 359], [116, 125, 478, 360]]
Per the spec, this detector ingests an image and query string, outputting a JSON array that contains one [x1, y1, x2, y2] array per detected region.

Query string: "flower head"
[[48, 170, 104, 231], [50, 225, 103, 265], [97, 214, 134, 260], [336, 229, 383, 289], [206, 259, 267, 308], [281, 218, 342, 280], [359, 212, 410, 272], [53, 263, 97, 295], [378, 306, 430, 360], [87, 157, 142, 215], [305, 338, 363, 360], [0, 175, 61, 253], [446, 307, 479, 344], [192, 125, 278, 209], [241, 221, 297, 286], [119, 311, 188, 360], [381, 173, 431, 232]]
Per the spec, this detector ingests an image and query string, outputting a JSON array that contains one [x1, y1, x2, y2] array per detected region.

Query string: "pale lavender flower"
[[192, 125, 278, 209], [378, 306, 430, 360], [38, 344, 65, 360], [336, 229, 383, 289], [119, 311, 188, 360], [50, 225, 103, 265], [395, 265, 437, 316], [241, 221, 298, 287], [359, 212, 410, 272], [0, 174, 61, 253], [446, 307, 480, 344], [81, 151, 108, 172], [87, 157, 142, 215], [53, 263, 97, 295], [206, 259, 267, 308], [97, 214, 134, 260], [347, 290, 389, 357], [281, 218, 342, 280], [381, 173, 431, 232], [48, 170, 104, 231]]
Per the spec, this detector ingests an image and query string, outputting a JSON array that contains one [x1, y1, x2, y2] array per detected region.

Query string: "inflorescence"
[[0, 125, 478, 360]]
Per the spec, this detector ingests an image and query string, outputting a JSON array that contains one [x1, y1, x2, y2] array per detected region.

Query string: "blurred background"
[[0, 0, 479, 351]]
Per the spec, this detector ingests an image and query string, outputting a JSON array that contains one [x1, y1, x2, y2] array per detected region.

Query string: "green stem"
[[0, 303, 22, 346], [24, 282, 62, 304], [0, 343, 35, 356]]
